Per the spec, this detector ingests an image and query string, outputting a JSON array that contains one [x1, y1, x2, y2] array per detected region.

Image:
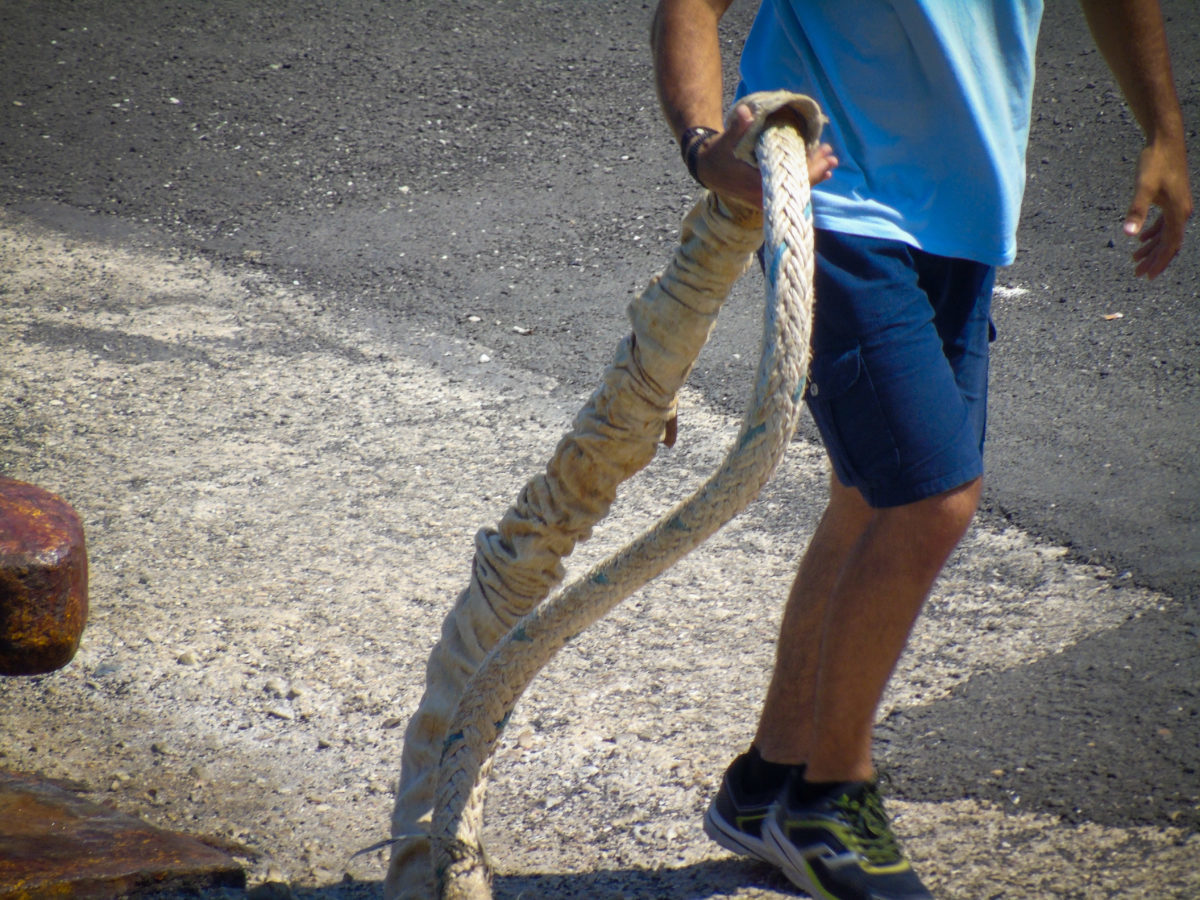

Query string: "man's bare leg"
[[752, 473, 872, 765], [754, 475, 982, 780]]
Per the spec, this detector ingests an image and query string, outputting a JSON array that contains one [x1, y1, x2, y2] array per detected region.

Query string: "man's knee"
[[824, 472, 980, 568], [888, 476, 981, 565]]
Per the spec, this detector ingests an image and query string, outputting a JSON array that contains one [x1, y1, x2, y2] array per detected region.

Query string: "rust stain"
[[0, 770, 245, 898], [0, 478, 89, 676]]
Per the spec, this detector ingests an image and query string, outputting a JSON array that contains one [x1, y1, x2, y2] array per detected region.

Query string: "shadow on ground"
[[281, 858, 786, 900], [140, 600, 1198, 900], [494, 859, 786, 899], [880, 599, 1200, 830]]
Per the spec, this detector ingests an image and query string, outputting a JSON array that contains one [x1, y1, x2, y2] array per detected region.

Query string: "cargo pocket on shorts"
[[806, 344, 901, 487]]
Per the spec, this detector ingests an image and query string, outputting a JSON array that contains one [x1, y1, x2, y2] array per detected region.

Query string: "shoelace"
[[832, 786, 904, 866]]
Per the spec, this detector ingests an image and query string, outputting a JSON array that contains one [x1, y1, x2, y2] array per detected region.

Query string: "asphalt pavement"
[[1, 0, 1196, 598]]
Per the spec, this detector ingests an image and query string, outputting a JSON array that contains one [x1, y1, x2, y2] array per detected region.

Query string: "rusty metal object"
[[0, 769, 245, 898], [0, 478, 88, 676]]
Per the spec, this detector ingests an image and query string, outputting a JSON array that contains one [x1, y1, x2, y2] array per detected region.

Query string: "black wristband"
[[679, 126, 719, 186]]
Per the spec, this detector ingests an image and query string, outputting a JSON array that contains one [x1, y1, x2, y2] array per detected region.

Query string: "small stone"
[[177, 650, 197, 665], [267, 706, 294, 721], [151, 742, 172, 756], [188, 765, 211, 784], [292, 696, 316, 718], [264, 677, 288, 698]]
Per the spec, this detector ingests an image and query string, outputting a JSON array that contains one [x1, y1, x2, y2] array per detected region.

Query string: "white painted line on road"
[[993, 283, 1030, 300]]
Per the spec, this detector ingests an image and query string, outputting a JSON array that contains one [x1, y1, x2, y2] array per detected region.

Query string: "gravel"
[[1, 211, 1197, 898]]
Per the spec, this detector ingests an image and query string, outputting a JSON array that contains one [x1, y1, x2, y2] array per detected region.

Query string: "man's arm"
[[651, 0, 772, 206], [1079, 0, 1192, 279], [651, 0, 835, 204]]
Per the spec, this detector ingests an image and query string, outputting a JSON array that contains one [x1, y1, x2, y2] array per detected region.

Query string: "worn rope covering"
[[386, 91, 825, 900]]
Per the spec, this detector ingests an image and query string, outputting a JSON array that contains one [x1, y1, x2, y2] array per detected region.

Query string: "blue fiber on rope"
[[767, 243, 787, 288], [739, 421, 767, 448], [793, 377, 808, 403], [590, 571, 610, 585]]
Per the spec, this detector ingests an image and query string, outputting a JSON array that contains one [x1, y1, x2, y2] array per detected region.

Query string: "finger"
[[807, 145, 833, 179], [725, 102, 756, 140], [1133, 244, 1157, 277], [1123, 183, 1153, 237], [1136, 247, 1169, 280], [1138, 211, 1187, 277], [1131, 217, 1163, 261], [1137, 215, 1165, 243]]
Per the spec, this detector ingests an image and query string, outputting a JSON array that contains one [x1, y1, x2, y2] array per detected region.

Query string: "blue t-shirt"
[[738, 0, 1043, 266]]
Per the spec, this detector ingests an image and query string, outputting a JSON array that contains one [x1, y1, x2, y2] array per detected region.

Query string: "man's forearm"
[[1079, 0, 1191, 278], [650, 0, 734, 141], [1079, 0, 1185, 142]]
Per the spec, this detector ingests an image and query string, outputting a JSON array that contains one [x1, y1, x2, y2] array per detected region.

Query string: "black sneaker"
[[703, 751, 789, 865], [762, 779, 933, 900]]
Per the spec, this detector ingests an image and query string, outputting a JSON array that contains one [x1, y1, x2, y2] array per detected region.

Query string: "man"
[[651, 1, 1190, 898]]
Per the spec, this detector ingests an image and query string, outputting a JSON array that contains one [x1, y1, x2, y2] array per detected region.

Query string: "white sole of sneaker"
[[703, 802, 779, 867], [762, 815, 833, 899]]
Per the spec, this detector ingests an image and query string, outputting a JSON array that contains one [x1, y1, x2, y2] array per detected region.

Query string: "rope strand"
[[430, 118, 817, 899]]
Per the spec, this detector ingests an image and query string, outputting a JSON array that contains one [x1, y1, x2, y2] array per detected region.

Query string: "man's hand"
[[1123, 137, 1192, 280], [695, 103, 838, 209], [1079, 0, 1192, 280], [652, 1, 836, 208]]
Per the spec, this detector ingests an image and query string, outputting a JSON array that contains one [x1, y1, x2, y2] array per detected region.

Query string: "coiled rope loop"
[[429, 111, 820, 900]]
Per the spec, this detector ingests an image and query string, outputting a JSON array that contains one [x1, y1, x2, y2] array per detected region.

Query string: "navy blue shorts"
[[804, 230, 996, 508]]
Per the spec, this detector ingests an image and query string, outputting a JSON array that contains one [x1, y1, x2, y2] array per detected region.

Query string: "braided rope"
[[430, 119, 817, 899]]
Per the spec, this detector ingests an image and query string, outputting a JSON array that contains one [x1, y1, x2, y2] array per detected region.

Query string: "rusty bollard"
[[0, 480, 248, 897], [0, 477, 88, 676]]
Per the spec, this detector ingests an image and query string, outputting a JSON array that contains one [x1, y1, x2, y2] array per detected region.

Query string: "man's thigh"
[[805, 230, 994, 509]]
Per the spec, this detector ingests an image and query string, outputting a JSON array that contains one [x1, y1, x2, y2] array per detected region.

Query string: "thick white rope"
[[389, 181, 767, 900], [388, 92, 824, 899], [430, 117, 818, 900]]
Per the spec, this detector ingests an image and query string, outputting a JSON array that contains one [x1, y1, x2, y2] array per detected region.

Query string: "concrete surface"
[[1, 210, 1197, 898]]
